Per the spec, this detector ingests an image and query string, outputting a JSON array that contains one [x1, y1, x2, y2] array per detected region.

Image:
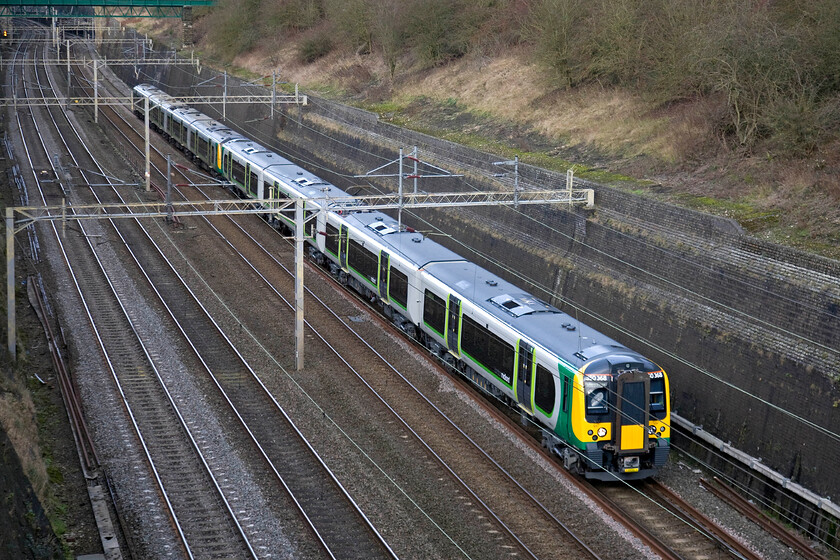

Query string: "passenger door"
[[614, 370, 650, 454], [378, 251, 390, 301], [516, 341, 534, 413], [339, 225, 349, 270], [446, 296, 461, 355]]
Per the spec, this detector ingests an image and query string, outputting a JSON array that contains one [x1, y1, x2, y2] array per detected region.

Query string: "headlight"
[[597, 427, 607, 438], [648, 425, 657, 435]]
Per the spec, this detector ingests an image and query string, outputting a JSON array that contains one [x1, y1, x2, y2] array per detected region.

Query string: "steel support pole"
[[145, 97, 150, 191], [413, 146, 418, 194], [398, 147, 403, 231], [223, 71, 227, 121], [166, 155, 173, 222], [66, 39, 70, 100], [566, 168, 574, 204], [93, 61, 98, 123], [513, 155, 519, 208], [271, 71, 276, 120], [6, 208, 15, 361], [295, 198, 304, 371]]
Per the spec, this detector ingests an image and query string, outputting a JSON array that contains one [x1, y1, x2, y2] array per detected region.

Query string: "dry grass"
[[211, 38, 682, 161], [392, 51, 677, 160]]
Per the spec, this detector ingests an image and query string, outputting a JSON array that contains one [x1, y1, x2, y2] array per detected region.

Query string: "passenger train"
[[132, 83, 670, 480]]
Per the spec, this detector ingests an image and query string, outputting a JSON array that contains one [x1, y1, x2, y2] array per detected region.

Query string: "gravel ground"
[[45, 141, 325, 558]]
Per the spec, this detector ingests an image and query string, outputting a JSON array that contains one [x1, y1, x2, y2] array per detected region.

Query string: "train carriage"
[[132, 83, 671, 481], [132, 83, 182, 135]]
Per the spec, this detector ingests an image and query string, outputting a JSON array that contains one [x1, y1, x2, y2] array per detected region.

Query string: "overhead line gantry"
[[6, 186, 596, 366]]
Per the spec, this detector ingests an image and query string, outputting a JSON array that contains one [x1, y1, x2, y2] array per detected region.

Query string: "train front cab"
[[570, 355, 670, 481]]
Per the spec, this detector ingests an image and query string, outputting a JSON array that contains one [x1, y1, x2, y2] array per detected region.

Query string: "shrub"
[[764, 91, 840, 157], [262, 0, 325, 32], [405, 0, 467, 66], [523, 0, 587, 88], [207, 0, 261, 57], [298, 33, 333, 63], [324, 0, 373, 53]]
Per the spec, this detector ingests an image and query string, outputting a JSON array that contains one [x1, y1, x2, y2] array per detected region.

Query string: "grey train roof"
[[343, 212, 465, 268], [135, 84, 180, 109], [269, 163, 354, 201], [346, 212, 627, 368], [426, 258, 627, 367], [191, 119, 241, 142], [134, 83, 632, 370]]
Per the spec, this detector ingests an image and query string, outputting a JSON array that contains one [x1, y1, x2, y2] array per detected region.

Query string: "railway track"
[[12, 30, 260, 559], [590, 480, 761, 560], [198, 74, 827, 560], [54, 31, 397, 560], [701, 477, 828, 560]]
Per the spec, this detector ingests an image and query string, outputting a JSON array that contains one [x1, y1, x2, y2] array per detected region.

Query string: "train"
[[132, 83, 670, 480]]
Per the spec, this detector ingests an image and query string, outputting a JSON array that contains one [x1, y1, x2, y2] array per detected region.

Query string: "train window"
[[231, 158, 246, 186], [348, 239, 378, 285], [325, 223, 339, 256], [389, 267, 408, 309], [249, 171, 258, 195], [305, 211, 316, 237], [650, 378, 666, 419], [587, 388, 608, 414], [534, 364, 555, 414], [423, 290, 446, 336], [621, 382, 646, 424], [562, 376, 570, 413], [585, 378, 610, 419], [461, 315, 514, 386], [196, 136, 209, 162], [275, 185, 293, 221]]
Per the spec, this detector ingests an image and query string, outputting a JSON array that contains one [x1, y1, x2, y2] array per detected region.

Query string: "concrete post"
[[413, 146, 418, 194], [66, 39, 70, 100]]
